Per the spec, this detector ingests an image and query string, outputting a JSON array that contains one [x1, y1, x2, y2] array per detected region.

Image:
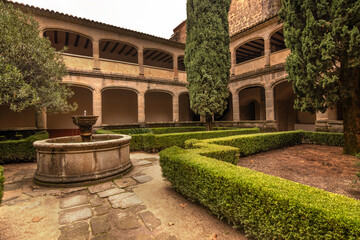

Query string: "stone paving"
[[1, 153, 176, 240], [0, 152, 247, 240]]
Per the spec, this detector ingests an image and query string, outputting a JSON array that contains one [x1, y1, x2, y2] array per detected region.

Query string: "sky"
[[11, 0, 187, 39]]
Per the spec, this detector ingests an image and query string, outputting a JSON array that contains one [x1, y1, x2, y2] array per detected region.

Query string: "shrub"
[[0, 131, 48, 164], [144, 128, 260, 152], [160, 133, 360, 239], [128, 128, 152, 135], [303, 131, 344, 146], [0, 166, 4, 204], [97, 128, 260, 152], [208, 130, 304, 157]]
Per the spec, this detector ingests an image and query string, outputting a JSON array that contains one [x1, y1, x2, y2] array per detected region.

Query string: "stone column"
[[315, 111, 329, 132], [172, 93, 179, 123], [231, 49, 236, 76], [35, 107, 47, 129], [93, 40, 100, 70], [92, 88, 102, 127], [138, 47, 144, 77], [173, 55, 179, 81], [265, 85, 277, 130], [138, 91, 146, 123], [232, 90, 240, 121], [264, 36, 271, 67]]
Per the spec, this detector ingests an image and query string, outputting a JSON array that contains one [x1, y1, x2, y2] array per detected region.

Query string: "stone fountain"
[[33, 114, 132, 187]]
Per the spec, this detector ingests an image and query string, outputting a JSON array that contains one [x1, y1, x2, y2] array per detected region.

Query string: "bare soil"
[[237, 144, 360, 200]]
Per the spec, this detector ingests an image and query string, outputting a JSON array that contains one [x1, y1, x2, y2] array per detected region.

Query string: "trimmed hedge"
[[98, 128, 261, 152], [159, 131, 359, 239], [0, 166, 4, 204], [303, 131, 343, 146], [97, 126, 238, 135], [0, 132, 48, 164]]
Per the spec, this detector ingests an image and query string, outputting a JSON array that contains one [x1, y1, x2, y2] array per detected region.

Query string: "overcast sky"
[[11, 0, 187, 39]]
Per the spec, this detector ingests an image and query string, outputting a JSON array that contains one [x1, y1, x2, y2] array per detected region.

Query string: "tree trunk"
[[342, 67, 360, 155], [35, 107, 47, 130], [205, 116, 213, 131]]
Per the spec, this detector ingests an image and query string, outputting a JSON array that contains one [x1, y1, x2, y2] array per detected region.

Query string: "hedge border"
[[159, 131, 359, 239], [97, 127, 261, 152], [0, 132, 49, 164]]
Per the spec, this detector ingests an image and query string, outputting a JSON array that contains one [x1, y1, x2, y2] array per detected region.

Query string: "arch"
[[215, 92, 233, 121], [43, 29, 93, 57], [235, 38, 265, 64], [178, 56, 185, 71], [102, 88, 138, 124], [270, 28, 286, 53], [178, 92, 200, 122], [238, 86, 266, 120], [99, 40, 138, 64], [145, 89, 175, 97], [143, 48, 173, 70], [270, 77, 288, 89], [65, 82, 94, 92], [47, 86, 93, 136], [274, 81, 315, 131], [145, 91, 173, 122], [101, 86, 139, 95], [236, 83, 265, 95]]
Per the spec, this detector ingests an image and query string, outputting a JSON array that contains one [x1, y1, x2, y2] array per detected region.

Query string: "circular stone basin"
[[33, 134, 132, 187]]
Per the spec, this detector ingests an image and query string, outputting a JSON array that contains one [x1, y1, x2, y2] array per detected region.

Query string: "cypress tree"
[[280, 0, 360, 154], [185, 0, 231, 131]]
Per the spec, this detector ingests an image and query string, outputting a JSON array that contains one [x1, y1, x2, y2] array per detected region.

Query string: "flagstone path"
[[0, 153, 247, 240]]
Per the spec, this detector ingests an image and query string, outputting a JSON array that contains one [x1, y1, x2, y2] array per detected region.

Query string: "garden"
[[1, 127, 359, 239]]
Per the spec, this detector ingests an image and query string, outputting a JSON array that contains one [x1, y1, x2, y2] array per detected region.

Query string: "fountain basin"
[[33, 134, 132, 187]]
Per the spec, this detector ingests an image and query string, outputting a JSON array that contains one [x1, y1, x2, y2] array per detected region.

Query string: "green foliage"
[[185, 0, 231, 119], [0, 166, 4, 204], [0, 2, 75, 113], [279, 0, 360, 113], [97, 128, 260, 152], [303, 131, 344, 146], [208, 130, 304, 157], [0, 132, 48, 164], [279, 0, 360, 154], [128, 128, 152, 135], [160, 131, 360, 239]]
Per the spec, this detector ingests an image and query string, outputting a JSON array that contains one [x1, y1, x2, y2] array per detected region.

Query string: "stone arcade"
[[0, 0, 343, 136]]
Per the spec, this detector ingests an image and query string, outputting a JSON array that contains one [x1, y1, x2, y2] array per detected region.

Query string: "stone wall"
[[171, 0, 281, 43], [228, 0, 281, 36]]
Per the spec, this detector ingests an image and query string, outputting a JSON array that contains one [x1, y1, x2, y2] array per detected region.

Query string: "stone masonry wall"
[[171, 0, 281, 43]]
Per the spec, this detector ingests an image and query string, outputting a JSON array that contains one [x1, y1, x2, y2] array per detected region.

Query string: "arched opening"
[[0, 105, 36, 129], [47, 86, 93, 137], [271, 29, 286, 53], [179, 93, 200, 122], [145, 91, 173, 122], [99, 40, 138, 64], [236, 38, 264, 64], [143, 49, 173, 70], [102, 89, 138, 124], [178, 56, 185, 71], [215, 93, 233, 121], [43, 30, 93, 57], [274, 81, 315, 131], [238, 86, 265, 120]]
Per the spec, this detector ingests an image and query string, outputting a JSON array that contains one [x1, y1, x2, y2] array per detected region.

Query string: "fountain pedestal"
[[71, 115, 98, 142]]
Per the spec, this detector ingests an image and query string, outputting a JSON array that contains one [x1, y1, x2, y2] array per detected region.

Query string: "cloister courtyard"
[[1, 0, 360, 239]]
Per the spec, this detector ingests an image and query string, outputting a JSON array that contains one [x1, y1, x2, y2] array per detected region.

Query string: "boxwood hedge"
[[159, 131, 359, 239], [0, 166, 4, 204], [0, 132, 48, 164], [98, 128, 261, 152]]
